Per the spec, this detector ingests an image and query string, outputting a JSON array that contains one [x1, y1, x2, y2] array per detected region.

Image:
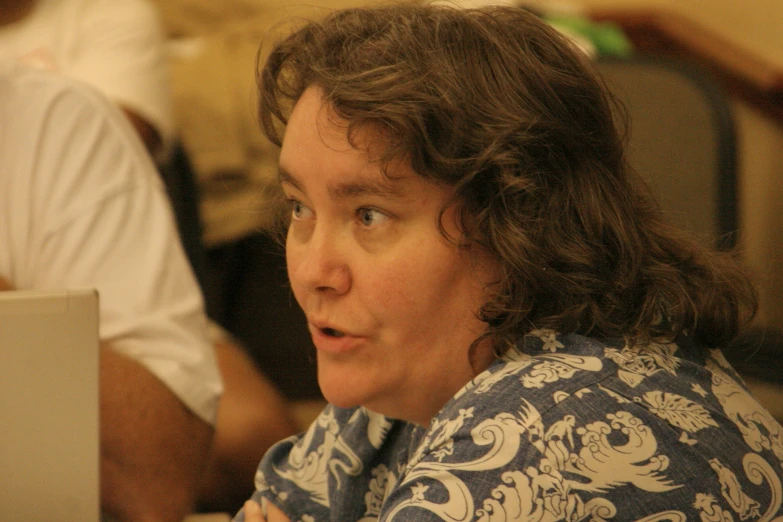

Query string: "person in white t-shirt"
[[0, 62, 293, 521], [0, 0, 171, 156]]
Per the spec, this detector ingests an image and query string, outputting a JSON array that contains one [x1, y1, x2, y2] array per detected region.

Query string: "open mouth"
[[321, 327, 345, 338]]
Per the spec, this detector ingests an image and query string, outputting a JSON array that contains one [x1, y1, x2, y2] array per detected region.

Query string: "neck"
[[0, 0, 36, 26]]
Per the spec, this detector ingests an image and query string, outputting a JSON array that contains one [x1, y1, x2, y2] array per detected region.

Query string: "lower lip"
[[310, 326, 365, 354]]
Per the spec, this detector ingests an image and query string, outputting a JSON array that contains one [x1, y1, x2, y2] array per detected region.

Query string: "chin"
[[322, 382, 412, 423], [317, 371, 367, 410], [316, 352, 382, 407], [320, 389, 362, 409]]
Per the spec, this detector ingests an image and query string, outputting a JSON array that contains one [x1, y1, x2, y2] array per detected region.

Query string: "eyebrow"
[[278, 165, 407, 200]]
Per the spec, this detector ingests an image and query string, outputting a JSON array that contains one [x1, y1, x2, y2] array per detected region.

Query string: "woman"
[[238, 4, 783, 521]]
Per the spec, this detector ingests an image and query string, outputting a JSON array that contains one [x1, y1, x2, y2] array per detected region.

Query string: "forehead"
[[279, 87, 419, 196]]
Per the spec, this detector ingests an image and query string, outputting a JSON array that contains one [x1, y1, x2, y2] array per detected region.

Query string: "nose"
[[287, 223, 351, 296]]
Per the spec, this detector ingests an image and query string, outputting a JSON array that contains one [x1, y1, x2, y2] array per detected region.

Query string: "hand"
[[243, 500, 267, 522]]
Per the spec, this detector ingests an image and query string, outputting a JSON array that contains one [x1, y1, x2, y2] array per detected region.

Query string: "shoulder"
[[450, 331, 613, 412], [1, 62, 92, 107], [1, 63, 137, 137], [1, 64, 141, 171], [76, 0, 164, 40], [406, 332, 620, 468], [425, 331, 734, 447], [1, 63, 161, 225], [75, 0, 160, 22], [15, 0, 159, 32], [380, 333, 783, 520]]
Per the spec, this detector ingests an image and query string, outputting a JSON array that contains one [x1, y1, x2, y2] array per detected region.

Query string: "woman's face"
[[280, 87, 497, 425]]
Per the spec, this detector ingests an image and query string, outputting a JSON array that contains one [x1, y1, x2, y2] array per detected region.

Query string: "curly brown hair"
[[257, 3, 757, 350]]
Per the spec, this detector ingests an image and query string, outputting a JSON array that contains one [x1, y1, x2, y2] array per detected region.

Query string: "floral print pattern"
[[237, 332, 783, 521]]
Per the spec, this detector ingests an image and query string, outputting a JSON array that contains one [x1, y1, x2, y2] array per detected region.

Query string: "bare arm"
[[197, 333, 298, 513], [100, 345, 213, 522]]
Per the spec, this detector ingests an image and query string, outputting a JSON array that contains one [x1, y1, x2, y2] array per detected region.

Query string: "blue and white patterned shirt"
[[237, 330, 783, 521]]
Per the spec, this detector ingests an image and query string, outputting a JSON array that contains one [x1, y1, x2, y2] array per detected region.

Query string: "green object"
[[546, 15, 634, 58]]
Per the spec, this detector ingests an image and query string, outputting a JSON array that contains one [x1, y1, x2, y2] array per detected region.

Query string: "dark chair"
[[594, 56, 738, 250], [157, 142, 209, 292], [726, 326, 783, 423]]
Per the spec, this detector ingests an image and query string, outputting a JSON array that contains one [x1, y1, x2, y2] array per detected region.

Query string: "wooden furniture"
[[588, 9, 783, 127]]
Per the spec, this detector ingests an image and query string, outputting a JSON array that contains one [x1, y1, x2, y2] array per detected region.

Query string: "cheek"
[[358, 262, 418, 311], [368, 249, 472, 316], [285, 240, 306, 295]]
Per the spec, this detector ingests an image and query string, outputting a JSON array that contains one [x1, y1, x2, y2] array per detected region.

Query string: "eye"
[[357, 207, 388, 228], [289, 199, 313, 220]]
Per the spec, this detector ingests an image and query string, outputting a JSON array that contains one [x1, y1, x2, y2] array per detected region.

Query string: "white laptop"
[[0, 288, 99, 520]]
